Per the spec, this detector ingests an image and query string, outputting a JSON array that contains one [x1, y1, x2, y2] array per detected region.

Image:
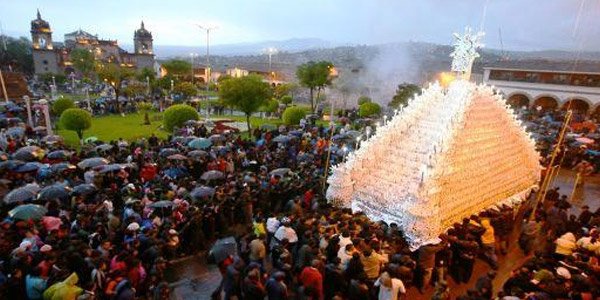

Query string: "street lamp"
[[196, 24, 217, 119], [266, 47, 277, 73]]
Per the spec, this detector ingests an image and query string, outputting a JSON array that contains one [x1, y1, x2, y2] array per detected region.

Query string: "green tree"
[[357, 96, 372, 106], [219, 75, 271, 136], [123, 82, 147, 99], [359, 102, 382, 117], [136, 67, 156, 82], [282, 106, 307, 125], [260, 99, 279, 118], [296, 61, 334, 112], [389, 83, 421, 108], [96, 63, 134, 113], [137, 102, 153, 125], [60, 108, 92, 144], [70, 48, 95, 79], [52, 97, 75, 117], [0, 36, 33, 74], [163, 104, 198, 131], [280, 95, 293, 108], [174, 82, 198, 99], [162, 59, 191, 78]]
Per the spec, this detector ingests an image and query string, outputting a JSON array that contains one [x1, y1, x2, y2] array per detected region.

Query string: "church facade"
[[30, 10, 155, 75]]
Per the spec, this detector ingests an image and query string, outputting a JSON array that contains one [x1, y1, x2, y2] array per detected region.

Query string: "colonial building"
[[30, 10, 155, 75], [483, 60, 600, 116]]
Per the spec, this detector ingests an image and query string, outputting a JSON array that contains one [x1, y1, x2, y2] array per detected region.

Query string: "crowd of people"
[[0, 103, 598, 300]]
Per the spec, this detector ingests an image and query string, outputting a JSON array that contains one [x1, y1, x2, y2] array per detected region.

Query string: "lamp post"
[[197, 24, 217, 120], [266, 47, 277, 82], [51, 75, 57, 100], [146, 76, 150, 97]]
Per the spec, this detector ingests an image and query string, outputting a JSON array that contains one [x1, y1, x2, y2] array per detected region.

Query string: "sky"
[[1, 0, 599, 52]]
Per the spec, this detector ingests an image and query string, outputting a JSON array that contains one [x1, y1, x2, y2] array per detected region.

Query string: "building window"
[[43, 60, 48, 65]]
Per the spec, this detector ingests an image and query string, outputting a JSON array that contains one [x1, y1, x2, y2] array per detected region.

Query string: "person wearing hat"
[[374, 271, 406, 300]]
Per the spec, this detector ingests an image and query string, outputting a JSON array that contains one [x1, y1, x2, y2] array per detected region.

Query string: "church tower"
[[134, 21, 153, 55], [30, 9, 53, 50], [31, 9, 60, 74]]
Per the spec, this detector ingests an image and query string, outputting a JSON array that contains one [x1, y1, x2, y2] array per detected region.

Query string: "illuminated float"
[[326, 28, 541, 250]]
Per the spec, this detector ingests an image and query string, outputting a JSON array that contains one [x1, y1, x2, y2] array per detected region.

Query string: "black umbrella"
[[9, 204, 47, 220], [4, 186, 37, 204], [147, 200, 174, 208], [13, 146, 44, 161], [38, 184, 71, 202], [94, 144, 113, 152], [96, 164, 123, 173], [6, 126, 25, 138], [190, 186, 216, 199], [72, 183, 97, 196], [209, 236, 238, 263], [46, 150, 71, 160], [77, 157, 109, 169], [187, 150, 209, 160], [14, 162, 45, 173], [50, 162, 76, 173], [201, 170, 224, 181], [0, 160, 24, 171], [159, 148, 179, 157]]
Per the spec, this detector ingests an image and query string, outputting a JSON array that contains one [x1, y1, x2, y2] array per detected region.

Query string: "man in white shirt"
[[337, 243, 355, 270], [274, 220, 298, 244], [374, 271, 406, 300]]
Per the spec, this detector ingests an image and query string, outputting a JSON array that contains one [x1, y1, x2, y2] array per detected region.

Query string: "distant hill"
[[151, 39, 600, 107], [153, 38, 335, 57]]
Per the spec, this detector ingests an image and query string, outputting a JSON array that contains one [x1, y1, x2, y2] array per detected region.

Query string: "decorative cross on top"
[[450, 27, 485, 78]]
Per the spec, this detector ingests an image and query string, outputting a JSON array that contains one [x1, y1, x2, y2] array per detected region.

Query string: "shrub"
[[163, 104, 199, 131], [282, 106, 307, 125], [52, 97, 75, 117], [359, 102, 382, 117], [357, 96, 372, 106], [280, 95, 293, 106], [60, 108, 92, 142]]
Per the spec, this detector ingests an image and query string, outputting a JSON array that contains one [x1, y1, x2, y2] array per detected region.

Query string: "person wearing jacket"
[[479, 213, 498, 269], [554, 232, 577, 258]]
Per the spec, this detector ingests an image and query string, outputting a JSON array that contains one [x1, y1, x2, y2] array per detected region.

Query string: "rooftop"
[[484, 59, 600, 74]]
